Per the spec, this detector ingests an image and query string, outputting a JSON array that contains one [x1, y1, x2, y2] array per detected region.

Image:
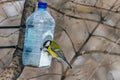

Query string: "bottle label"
[[39, 50, 52, 68]]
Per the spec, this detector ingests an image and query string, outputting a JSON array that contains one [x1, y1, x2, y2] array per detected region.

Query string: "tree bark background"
[[0, 0, 36, 80], [0, 0, 120, 80]]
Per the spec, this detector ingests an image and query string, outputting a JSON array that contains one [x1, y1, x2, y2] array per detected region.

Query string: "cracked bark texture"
[[0, 0, 120, 80], [0, 0, 36, 80]]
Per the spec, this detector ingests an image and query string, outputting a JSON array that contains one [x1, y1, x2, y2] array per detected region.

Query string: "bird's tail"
[[63, 59, 72, 69]]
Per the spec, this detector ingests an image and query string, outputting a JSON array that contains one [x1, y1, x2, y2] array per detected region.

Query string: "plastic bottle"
[[22, 2, 55, 67]]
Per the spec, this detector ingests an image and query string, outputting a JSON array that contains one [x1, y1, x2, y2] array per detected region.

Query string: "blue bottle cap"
[[38, 2, 47, 9]]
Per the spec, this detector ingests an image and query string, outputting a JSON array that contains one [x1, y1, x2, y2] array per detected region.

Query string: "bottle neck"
[[38, 8, 46, 11]]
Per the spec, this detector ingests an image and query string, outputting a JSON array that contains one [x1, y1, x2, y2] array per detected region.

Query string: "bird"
[[42, 40, 72, 69]]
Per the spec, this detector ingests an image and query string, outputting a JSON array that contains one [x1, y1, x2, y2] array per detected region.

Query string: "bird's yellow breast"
[[48, 46, 58, 58]]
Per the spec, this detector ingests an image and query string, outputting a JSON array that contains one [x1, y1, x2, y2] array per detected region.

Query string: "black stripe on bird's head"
[[43, 40, 51, 48]]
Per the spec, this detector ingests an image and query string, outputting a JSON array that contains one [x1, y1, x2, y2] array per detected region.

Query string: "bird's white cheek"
[[46, 41, 50, 46]]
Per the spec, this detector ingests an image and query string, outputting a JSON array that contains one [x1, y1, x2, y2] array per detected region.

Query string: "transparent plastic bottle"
[[22, 2, 55, 67]]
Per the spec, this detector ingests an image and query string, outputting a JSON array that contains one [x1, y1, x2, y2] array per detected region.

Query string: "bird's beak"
[[40, 47, 48, 52]]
